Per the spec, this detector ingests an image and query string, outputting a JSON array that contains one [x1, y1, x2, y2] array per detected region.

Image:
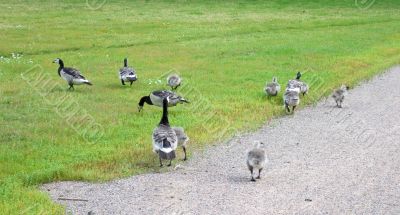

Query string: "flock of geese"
[[53, 58, 349, 181]]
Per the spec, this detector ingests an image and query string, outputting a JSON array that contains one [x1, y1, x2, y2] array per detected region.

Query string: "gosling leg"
[[159, 157, 163, 167], [256, 168, 263, 179], [250, 166, 255, 182]]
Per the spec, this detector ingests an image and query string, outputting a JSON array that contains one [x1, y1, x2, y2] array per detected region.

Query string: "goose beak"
[[181, 99, 190, 103]]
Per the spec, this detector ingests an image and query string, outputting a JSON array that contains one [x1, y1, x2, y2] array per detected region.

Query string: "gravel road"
[[42, 67, 400, 215]]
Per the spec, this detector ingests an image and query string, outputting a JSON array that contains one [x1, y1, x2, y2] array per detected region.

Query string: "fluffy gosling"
[[332, 84, 349, 108], [246, 141, 267, 182], [265, 77, 281, 96]]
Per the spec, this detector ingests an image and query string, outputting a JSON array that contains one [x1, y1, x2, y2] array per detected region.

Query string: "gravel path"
[[42, 67, 400, 215]]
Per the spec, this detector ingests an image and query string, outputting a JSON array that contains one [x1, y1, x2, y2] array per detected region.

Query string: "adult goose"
[[119, 58, 137, 86], [138, 90, 189, 112], [265, 77, 281, 96], [53, 58, 92, 90], [287, 72, 309, 96], [152, 97, 178, 167], [167, 74, 181, 90]]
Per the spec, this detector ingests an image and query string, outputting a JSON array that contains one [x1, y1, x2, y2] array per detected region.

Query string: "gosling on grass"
[[53, 58, 92, 90], [172, 127, 189, 161], [283, 87, 300, 113], [332, 84, 349, 108], [152, 97, 178, 167], [247, 141, 267, 182], [167, 74, 182, 90], [265, 77, 281, 96]]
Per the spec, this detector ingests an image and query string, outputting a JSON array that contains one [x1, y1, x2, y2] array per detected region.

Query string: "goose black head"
[[138, 95, 153, 112], [53, 58, 64, 66], [124, 58, 128, 67], [296, 72, 302, 80]]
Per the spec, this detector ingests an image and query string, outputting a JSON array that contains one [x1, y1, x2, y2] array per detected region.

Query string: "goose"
[[119, 58, 137, 86], [265, 77, 281, 96], [138, 90, 189, 112], [53, 58, 92, 90], [172, 127, 189, 161], [287, 72, 309, 96], [167, 74, 181, 90], [247, 141, 267, 182], [152, 97, 178, 167], [332, 84, 349, 108], [283, 87, 300, 113]]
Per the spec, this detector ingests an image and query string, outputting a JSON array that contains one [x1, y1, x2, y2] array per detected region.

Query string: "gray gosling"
[[283, 87, 300, 113], [265, 77, 281, 96], [332, 84, 349, 108], [172, 127, 189, 161], [247, 141, 267, 182], [167, 74, 182, 90]]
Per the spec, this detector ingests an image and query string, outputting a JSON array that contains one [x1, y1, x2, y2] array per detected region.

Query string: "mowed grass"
[[1, 0, 400, 213]]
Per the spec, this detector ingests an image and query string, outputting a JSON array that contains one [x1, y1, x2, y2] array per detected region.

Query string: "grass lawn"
[[1, 0, 400, 213]]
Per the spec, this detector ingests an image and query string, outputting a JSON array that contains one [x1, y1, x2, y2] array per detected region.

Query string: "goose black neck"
[[159, 98, 169, 126], [296, 72, 301, 80], [58, 59, 64, 68], [124, 58, 127, 67], [57, 60, 64, 77], [139, 96, 152, 107]]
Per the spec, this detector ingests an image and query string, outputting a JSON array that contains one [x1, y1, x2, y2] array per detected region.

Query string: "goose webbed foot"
[[121, 79, 125, 85]]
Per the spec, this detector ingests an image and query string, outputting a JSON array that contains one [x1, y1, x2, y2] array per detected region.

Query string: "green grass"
[[1, 0, 400, 213]]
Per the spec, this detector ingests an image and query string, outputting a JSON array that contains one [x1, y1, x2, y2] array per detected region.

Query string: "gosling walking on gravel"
[[332, 84, 349, 108], [246, 141, 267, 182]]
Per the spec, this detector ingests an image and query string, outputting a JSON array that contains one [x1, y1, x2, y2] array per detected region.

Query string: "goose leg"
[[292, 106, 296, 113], [121, 79, 125, 85], [130, 81, 133, 86], [159, 157, 163, 167], [182, 146, 187, 161], [285, 105, 290, 113], [167, 159, 172, 167], [250, 166, 255, 182], [256, 168, 263, 179], [68, 84, 74, 90]]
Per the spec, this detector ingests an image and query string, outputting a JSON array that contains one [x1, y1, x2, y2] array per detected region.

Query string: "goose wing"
[[63, 67, 86, 79], [119, 67, 136, 76], [152, 125, 178, 152]]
